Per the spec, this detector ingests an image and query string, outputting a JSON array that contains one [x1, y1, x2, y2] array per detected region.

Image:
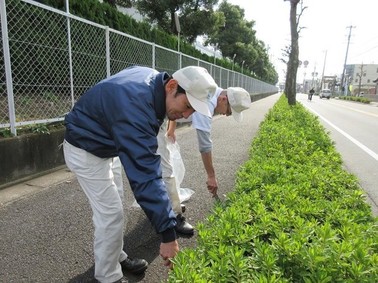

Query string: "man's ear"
[[165, 79, 178, 93]]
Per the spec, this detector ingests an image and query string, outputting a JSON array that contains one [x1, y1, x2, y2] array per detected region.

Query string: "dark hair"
[[177, 84, 186, 94], [165, 76, 186, 96]]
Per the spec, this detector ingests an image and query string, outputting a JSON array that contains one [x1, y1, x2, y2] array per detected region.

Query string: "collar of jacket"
[[154, 71, 169, 126]]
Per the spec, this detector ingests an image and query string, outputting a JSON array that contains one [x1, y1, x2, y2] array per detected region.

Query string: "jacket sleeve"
[[100, 83, 177, 239]]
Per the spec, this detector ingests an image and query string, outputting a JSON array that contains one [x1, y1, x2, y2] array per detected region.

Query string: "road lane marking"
[[328, 101, 378, 118], [306, 107, 378, 162]]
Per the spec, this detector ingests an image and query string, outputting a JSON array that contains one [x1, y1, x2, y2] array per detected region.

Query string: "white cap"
[[172, 66, 217, 117], [226, 87, 251, 122]]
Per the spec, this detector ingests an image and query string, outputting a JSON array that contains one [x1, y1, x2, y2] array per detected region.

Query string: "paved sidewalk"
[[0, 93, 281, 283]]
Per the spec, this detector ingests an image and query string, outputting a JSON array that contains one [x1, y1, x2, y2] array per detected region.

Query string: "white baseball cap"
[[172, 66, 217, 117], [226, 87, 251, 122]]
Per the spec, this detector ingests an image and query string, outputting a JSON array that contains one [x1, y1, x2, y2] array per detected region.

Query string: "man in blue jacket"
[[63, 65, 217, 283]]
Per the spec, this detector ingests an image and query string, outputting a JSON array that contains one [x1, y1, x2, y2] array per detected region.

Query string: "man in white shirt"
[[191, 87, 251, 196], [160, 87, 251, 235]]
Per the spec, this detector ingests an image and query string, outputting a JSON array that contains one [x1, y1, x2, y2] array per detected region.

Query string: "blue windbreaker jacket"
[[64, 66, 176, 241]]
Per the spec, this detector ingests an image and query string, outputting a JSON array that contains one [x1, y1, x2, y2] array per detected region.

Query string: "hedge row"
[[338, 96, 371, 104], [167, 95, 378, 282]]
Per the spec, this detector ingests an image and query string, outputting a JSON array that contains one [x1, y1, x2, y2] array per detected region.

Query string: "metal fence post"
[[105, 26, 110, 77], [152, 43, 155, 69], [1, 0, 16, 135], [65, 0, 75, 108]]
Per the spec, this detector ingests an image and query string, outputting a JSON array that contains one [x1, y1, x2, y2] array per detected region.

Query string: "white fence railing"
[[1, 0, 278, 135]]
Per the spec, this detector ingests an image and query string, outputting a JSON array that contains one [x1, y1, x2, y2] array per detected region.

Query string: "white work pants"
[[63, 140, 128, 283], [157, 121, 182, 215]]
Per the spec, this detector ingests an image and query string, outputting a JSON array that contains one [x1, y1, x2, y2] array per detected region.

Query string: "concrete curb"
[[0, 166, 74, 208]]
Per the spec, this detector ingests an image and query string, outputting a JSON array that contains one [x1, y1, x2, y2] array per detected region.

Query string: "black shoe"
[[112, 278, 128, 283], [120, 257, 148, 275], [175, 214, 194, 235]]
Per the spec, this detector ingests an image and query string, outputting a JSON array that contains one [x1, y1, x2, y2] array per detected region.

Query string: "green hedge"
[[167, 95, 378, 282], [338, 96, 371, 104]]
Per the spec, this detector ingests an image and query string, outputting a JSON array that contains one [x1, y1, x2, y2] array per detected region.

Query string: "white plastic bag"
[[132, 139, 194, 208], [167, 141, 195, 203]]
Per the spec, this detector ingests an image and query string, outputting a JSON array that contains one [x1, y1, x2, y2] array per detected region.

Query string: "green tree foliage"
[[206, 1, 278, 83], [29, 0, 278, 84], [179, 1, 224, 43], [131, 0, 221, 43], [103, 0, 132, 7], [207, 1, 255, 57], [10, 0, 213, 95]]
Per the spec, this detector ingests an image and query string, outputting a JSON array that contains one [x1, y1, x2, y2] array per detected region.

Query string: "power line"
[[357, 35, 378, 46], [350, 45, 378, 59]]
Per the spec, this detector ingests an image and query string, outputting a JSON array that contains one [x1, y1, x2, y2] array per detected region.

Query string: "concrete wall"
[[0, 128, 65, 189], [251, 92, 277, 102]]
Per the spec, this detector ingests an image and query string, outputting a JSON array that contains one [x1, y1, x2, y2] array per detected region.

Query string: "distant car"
[[319, 89, 331, 99]]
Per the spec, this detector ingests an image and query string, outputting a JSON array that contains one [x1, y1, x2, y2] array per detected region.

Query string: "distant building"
[[344, 64, 378, 95]]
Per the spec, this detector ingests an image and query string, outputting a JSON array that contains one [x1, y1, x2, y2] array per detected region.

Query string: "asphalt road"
[[0, 93, 280, 283], [299, 93, 378, 216]]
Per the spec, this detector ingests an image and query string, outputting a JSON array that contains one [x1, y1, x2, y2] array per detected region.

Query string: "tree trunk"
[[285, 0, 300, 105]]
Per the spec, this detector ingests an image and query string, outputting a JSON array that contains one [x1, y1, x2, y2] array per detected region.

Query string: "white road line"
[[306, 107, 378, 162], [328, 101, 378, 118]]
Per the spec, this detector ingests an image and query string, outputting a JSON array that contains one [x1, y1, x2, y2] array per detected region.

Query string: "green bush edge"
[[167, 94, 378, 283]]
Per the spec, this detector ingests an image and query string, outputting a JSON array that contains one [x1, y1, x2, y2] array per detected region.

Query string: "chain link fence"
[[1, 0, 278, 135]]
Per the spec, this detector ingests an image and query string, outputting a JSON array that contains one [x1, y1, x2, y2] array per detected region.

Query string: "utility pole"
[[340, 25, 355, 95], [311, 64, 317, 89], [320, 50, 327, 90], [302, 60, 309, 93]]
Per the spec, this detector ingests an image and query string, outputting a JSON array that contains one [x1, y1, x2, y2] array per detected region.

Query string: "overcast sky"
[[226, 0, 378, 83]]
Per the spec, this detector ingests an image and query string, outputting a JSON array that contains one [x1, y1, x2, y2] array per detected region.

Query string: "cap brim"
[[231, 110, 242, 122], [187, 92, 211, 117]]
